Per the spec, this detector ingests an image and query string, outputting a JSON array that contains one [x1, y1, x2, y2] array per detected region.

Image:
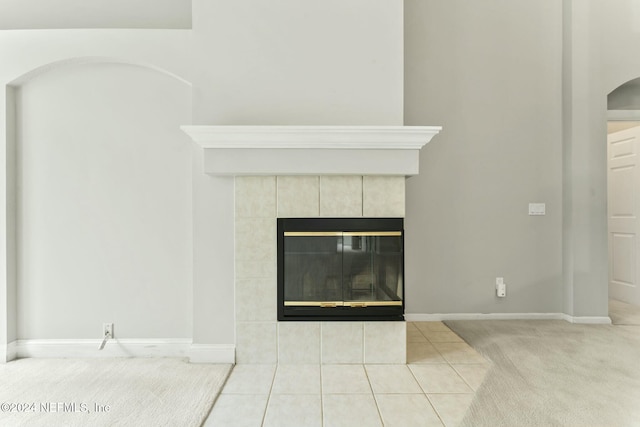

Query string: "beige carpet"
[[0, 358, 231, 427], [446, 320, 640, 427], [609, 298, 640, 325]]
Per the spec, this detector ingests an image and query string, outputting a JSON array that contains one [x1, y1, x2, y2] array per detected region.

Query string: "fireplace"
[[277, 217, 404, 321], [181, 125, 440, 363]]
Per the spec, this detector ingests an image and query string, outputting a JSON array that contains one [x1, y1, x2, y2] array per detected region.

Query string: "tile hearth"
[[205, 322, 490, 427]]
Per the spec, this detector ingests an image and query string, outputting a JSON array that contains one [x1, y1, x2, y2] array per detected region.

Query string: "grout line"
[[405, 340, 448, 427], [363, 365, 386, 425], [260, 365, 278, 427], [362, 322, 366, 363], [450, 364, 478, 393], [200, 364, 235, 427], [319, 363, 324, 427]]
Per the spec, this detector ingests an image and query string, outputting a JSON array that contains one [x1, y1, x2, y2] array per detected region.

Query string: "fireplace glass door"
[[277, 218, 404, 321]]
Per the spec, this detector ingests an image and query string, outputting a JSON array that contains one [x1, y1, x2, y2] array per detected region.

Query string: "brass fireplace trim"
[[343, 231, 402, 237], [284, 231, 402, 237], [284, 231, 342, 237], [284, 301, 402, 307]]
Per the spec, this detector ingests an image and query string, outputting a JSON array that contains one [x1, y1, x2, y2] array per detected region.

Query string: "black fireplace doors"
[[277, 217, 404, 321]]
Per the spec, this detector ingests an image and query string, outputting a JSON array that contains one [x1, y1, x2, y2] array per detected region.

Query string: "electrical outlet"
[[102, 323, 114, 338], [496, 277, 506, 298]]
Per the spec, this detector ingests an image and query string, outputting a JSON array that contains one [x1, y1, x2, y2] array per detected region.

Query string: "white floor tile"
[[427, 393, 474, 427], [407, 328, 428, 343], [407, 342, 446, 364], [451, 364, 490, 391], [321, 364, 372, 394], [421, 330, 465, 343], [410, 364, 473, 393], [413, 322, 452, 333], [365, 365, 422, 394], [323, 394, 383, 427], [221, 364, 276, 395], [432, 342, 487, 364], [271, 364, 320, 394], [375, 394, 444, 427], [203, 394, 268, 427], [263, 394, 322, 427], [364, 322, 406, 364]]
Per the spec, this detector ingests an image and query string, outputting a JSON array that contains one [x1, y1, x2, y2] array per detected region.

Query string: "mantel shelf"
[[181, 125, 442, 176]]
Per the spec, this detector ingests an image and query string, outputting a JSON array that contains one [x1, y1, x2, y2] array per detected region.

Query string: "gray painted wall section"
[[404, 0, 564, 315]]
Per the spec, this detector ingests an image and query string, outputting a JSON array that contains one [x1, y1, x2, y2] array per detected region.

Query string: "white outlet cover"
[[528, 203, 546, 216]]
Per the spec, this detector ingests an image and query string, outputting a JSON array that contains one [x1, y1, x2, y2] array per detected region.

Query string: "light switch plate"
[[528, 203, 546, 216]]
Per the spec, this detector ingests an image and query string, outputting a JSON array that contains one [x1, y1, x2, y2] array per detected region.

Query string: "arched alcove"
[[8, 59, 193, 341]]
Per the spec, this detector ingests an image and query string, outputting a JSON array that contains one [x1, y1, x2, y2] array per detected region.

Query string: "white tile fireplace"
[[182, 126, 441, 364]]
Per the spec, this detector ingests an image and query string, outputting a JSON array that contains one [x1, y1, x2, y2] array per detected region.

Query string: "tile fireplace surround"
[[182, 126, 441, 364]]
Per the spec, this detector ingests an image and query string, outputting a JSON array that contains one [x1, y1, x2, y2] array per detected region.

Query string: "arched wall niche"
[[6, 58, 194, 341], [7, 56, 191, 87]]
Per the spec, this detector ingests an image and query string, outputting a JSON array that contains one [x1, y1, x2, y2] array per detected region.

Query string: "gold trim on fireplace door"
[[284, 231, 342, 237], [284, 231, 401, 237], [343, 231, 402, 237], [284, 301, 402, 307]]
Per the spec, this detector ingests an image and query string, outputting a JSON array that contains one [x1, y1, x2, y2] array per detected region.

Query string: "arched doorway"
[[607, 78, 640, 324]]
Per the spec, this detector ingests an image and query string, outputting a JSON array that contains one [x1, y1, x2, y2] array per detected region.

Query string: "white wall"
[[0, 0, 191, 29], [404, 0, 564, 315], [188, 0, 405, 346], [1, 2, 405, 352], [191, 0, 404, 125], [15, 62, 192, 339]]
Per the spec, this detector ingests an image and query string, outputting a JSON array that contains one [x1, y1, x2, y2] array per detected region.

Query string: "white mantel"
[[181, 125, 441, 176]]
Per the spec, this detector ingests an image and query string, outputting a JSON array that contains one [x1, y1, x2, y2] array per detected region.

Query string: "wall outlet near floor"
[[496, 277, 506, 297], [103, 323, 114, 338]]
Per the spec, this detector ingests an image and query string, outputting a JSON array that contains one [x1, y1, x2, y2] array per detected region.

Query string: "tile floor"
[[204, 322, 489, 427]]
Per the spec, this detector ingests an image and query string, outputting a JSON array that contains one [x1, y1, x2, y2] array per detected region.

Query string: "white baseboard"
[[12, 339, 192, 359], [405, 313, 613, 325], [7, 341, 17, 362], [562, 314, 612, 324], [405, 313, 565, 322], [0, 342, 18, 363], [4, 339, 236, 363], [189, 344, 235, 364]]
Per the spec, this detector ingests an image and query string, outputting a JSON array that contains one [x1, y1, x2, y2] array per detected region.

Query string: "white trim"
[[182, 125, 442, 176], [405, 313, 566, 321], [189, 344, 235, 364], [562, 314, 612, 324], [1, 342, 18, 363], [181, 125, 442, 150], [7, 341, 17, 362], [607, 110, 640, 121], [406, 313, 613, 324], [13, 339, 192, 359]]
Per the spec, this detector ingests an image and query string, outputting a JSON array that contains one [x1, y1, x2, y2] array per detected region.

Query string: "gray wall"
[[404, 0, 564, 314]]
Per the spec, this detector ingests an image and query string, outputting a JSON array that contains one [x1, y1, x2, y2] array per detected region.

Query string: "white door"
[[608, 126, 640, 305]]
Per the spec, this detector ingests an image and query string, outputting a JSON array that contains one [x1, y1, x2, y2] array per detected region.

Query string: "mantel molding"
[[181, 125, 441, 150], [181, 125, 442, 176]]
